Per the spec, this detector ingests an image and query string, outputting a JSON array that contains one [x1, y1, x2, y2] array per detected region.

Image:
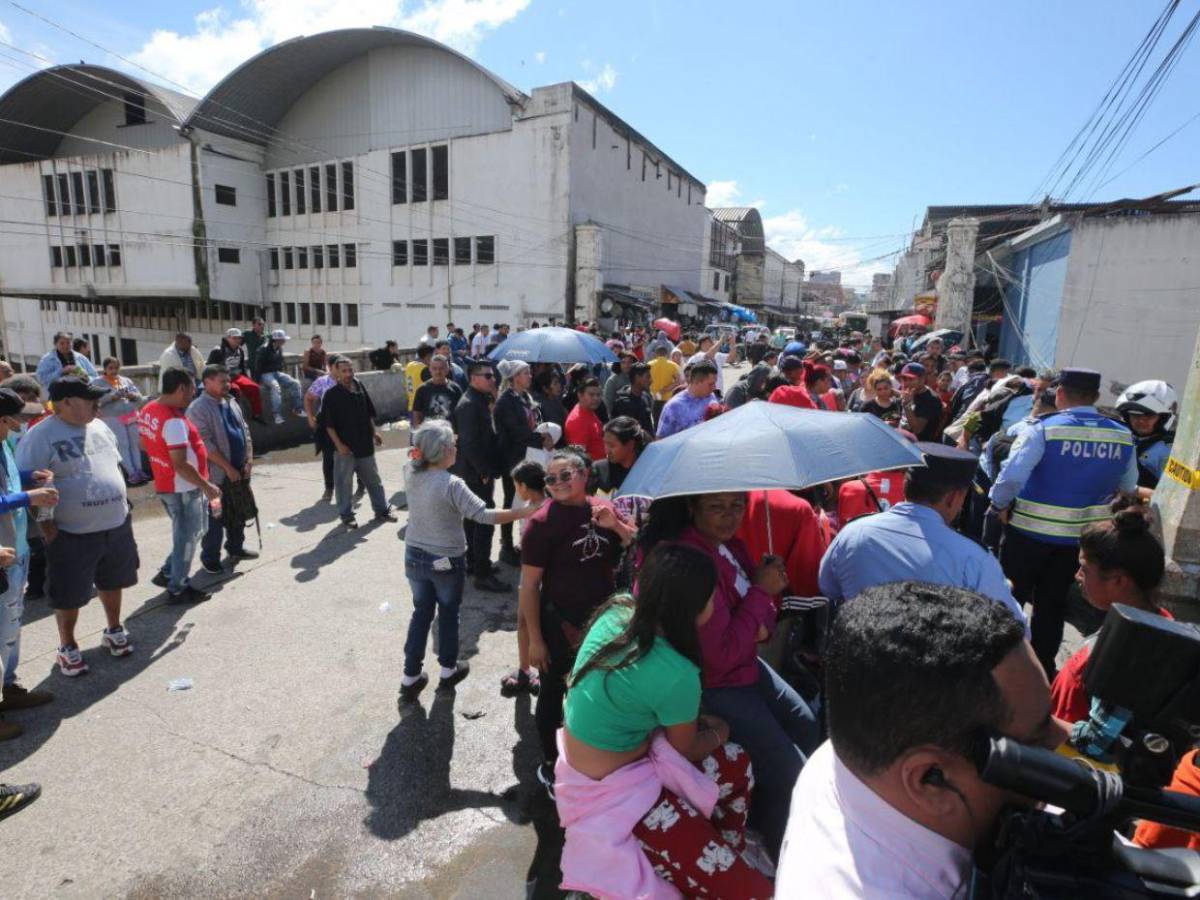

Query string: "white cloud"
[[578, 61, 616, 94], [705, 179, 740, 207], [763, 209, 888, 285], [130, 0, 530, 93], [0, 19, 11, 44], [534, 50, 545, 63]]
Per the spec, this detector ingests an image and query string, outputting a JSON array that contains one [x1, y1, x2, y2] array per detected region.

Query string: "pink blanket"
[[555, 729, 719, 899]]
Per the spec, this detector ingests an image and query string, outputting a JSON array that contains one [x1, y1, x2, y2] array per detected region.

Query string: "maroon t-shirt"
[[521, 497, 624, 633]]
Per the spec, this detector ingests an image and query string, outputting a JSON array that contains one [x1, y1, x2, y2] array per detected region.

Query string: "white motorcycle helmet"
[[1117, 380, 1178, 431]]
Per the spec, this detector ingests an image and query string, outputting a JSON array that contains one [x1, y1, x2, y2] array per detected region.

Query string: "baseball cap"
[[0, 387, 40, 418], [832, 360, 848, 371], [271, 329, 289, 341], [779, 356, 805, 371], [48, 375, 107, 402], [225, 327, 243, 338], [900, 362, 926, 379]]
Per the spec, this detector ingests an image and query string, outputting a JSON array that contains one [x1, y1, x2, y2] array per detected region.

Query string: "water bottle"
[[210, 496, 222, 520], [36, 487, 57, 522]]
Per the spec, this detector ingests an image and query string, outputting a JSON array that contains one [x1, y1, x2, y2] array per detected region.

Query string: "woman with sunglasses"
[[521, 447, 635, 795], [640, 492, 822, 861]]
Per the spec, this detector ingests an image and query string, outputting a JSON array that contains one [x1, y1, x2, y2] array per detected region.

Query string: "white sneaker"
[[56, 645, 89, 677], [100, 626, 134, 657], [273, 416, 285, 425]]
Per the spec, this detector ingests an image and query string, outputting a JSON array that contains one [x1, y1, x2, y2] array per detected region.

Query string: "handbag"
[[220, 476, 261, 549]]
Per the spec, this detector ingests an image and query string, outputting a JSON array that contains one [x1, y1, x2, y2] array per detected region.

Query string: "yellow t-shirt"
[[404, 360, 427, 400], [649, 357, 681, 402]]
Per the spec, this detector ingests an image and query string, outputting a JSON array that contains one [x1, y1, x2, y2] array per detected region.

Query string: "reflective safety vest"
[[1011, 409, 1134, 545]]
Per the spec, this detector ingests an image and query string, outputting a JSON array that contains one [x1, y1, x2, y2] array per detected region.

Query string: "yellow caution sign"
[[1166, 456, 1200, 490]]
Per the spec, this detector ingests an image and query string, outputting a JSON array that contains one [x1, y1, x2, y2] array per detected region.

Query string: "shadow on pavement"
[[0, 595, 193, 771], [288, 523, 373, 583], [363, 687, 522, 841], [510, 693, 567, 899], [277, 499, 341, 534]]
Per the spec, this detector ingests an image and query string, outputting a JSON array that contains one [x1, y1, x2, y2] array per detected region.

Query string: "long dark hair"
[[570, 544, 715, 688], [1079, 497, 1165, 596], [603, 415, 649, 457], [637, 495, 693, 555]]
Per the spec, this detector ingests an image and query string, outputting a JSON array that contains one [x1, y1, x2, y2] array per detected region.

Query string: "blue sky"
[[2, 0, 1198, 287]]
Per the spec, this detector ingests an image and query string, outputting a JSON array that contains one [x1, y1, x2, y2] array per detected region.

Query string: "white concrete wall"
[[197, 137, 268, 308], [54, 95, 190, 157], [1054, 214, 1200, 402], [567, 92, 706, 294], [764, 248, 786, 305], [783, 259, 804, 310]]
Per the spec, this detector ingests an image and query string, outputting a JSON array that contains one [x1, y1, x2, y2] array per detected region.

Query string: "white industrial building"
[[0, 27, 709, 368]]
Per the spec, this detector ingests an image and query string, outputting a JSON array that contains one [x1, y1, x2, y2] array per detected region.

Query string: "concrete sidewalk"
[[0, 434, 549, 898]]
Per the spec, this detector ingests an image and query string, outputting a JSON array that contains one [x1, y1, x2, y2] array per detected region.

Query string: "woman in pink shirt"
[[640, 493, 822, 859]]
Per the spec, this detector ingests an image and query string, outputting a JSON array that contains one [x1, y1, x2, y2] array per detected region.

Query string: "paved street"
[[0, 430, 554, 899]]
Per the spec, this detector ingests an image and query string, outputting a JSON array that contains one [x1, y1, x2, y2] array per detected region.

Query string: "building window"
[[215, 184, 237, 206], [312, 245, 323, 269], [297, 246, 308, 269], [341, 161, 354, 210], [454, 236, 471, 265], [93, 244, 105, 266], [71, 172, 85, 214], [294, 169, 305, 214], [233, 302, 244, 320], [220, 301, 232, 321], [723, 273, 729, 291], [65, 245, 76, 267], [285, 302, 296, 325], [102, 169, 116, 213], [269, 248, 279, 270], [432, 145, 448, 200], [309, 166, 321, 213], [266, 174, 276, 217], [325, 163, 337, 211], [392, 240, 408, 266], [86, 171, 101, 212], [120, 338, 137, 364], [346, 304, 358, 327], [79, 244, 91, 266], [713, 271, 720, 291], [411, 148, 427, 202], [123, 92, 146, 126], [432, 238, 449, 266], [271, 301, 282, 321], [279, 171, 291, 216], [42, 174, 56, 216], [218, 247, 240, 264], [330, 303, 342, 326], [108, 244, 121, 266], [300, 303, 311, 325], [344, 244, 356, 268], [56, 173, 69, 214], [315, 303, 326, 326], [475, 235, 495, 265], [412, 238, 428, 266], [50, 246, 62, 267], [327, 244, 339, 268], [391, 151, 406, 204], [283, 247, 293, 270]]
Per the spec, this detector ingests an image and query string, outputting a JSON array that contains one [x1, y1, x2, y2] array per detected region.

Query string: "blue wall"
[[998, 229, 1071, 369]]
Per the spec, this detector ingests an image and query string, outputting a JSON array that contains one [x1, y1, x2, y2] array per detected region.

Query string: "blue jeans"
[[200, 498, 245, 567], [260, 371, 302, 420], [702, 658, 821, 855], [158, 491, 207, 594], [402, 546, 466, 677], [0, 553, 29, 686]]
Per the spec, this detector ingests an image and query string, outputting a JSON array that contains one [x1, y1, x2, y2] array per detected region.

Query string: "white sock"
[[401, 672, 422, 686], [440, 665, 458, 680]]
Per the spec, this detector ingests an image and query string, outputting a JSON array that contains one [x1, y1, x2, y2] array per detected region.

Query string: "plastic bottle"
[[210, 497, 222, 519]]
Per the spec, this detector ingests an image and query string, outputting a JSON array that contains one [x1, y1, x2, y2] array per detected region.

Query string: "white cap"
[[833, 359, 848, 371], [271, 329, 288, 341], [534, 422, 563, 444], [225, 327, 243, 338]]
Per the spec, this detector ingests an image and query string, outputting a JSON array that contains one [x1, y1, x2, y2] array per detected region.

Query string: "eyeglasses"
[[544, 469, 581, 486], [472, 371, 496, 380]]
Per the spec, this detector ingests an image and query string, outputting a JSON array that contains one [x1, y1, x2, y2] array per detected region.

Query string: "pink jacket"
[[555, 730, 719, 899], [679, 527, 778, 690]]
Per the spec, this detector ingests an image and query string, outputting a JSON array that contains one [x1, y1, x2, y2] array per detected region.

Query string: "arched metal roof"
[[712, 207, 765, 254], [0, 64, 195, 164], [183, 27, 527, 144]]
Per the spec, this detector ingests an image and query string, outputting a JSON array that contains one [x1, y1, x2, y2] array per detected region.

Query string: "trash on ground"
[[167, 678, 194, 692], [378, 602, 392, 613]]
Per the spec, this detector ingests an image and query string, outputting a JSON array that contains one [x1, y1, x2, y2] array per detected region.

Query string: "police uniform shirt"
[[818, 501, 1028, 630], [776, 742, 972, 899]]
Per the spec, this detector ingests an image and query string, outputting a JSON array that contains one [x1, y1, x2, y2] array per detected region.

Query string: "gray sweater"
[[404, 466, 499, 557]]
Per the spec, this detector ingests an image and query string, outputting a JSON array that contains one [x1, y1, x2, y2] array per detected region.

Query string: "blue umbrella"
[[616, 401, 924, 501], [487, 326, 618, 365]]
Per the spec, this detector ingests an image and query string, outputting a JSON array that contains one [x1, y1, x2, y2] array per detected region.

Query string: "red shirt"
[[769, 384, 818, 409], [837, 472, 908, 527], [736, 490, 826, 596], [1134, 750, 1200, 851], [564, 404, 605, 460], [138, 399, 208, 494]]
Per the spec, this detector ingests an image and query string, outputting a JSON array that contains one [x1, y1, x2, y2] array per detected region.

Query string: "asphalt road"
[[0, 428, 560, 899]]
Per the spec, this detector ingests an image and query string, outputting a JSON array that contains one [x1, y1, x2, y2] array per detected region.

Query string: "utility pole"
[[1152, 323, 1200, 617]]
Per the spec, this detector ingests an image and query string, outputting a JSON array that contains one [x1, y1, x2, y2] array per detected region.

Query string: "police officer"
[[989, 368, 1137, 675], [819, 442, 1027, 628], [1116, 379, 1177, 499]]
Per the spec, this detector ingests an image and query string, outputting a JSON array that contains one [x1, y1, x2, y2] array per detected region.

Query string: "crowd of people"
[[0, 317, 1190, 900]]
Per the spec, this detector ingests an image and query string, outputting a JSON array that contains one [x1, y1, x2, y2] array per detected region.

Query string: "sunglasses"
[[544, 469, 582, 486], [472, 371, 496, 380]]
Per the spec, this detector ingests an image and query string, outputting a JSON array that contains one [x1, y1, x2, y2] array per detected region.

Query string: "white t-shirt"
[[688, 351, 730, 393], [470, 332, 488, 357]]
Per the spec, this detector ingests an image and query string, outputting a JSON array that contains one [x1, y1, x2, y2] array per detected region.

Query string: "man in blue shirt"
[[820, 443, 1027, 630], [989, 368, 1136, 675]]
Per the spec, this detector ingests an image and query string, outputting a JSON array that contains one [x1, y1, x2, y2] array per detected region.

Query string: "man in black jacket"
[[323, 358, 396, 528], [451, 361, 509, 592], [610, 362, 654, 436], [494, 360, 551, 566]]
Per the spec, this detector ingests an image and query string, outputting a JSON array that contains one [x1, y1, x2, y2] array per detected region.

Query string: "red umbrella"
[[652, 317, 681, 342], [889, 314, 931, 332]]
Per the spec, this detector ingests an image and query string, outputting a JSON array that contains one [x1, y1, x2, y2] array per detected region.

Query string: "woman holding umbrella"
[[639, 492, 821, 859]]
